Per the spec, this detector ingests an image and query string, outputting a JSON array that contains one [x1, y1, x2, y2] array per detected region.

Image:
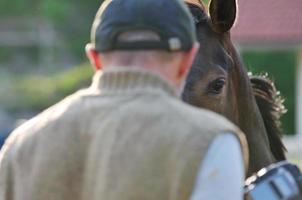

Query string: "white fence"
[[284, 136, 302, 166]]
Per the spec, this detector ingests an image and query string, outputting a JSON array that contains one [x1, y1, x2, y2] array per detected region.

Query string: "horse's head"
[[182, 0, 287, 175], [182, 0, 239, 123]]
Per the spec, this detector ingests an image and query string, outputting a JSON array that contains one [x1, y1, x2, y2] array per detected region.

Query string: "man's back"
[[0, 68, 246, 200]]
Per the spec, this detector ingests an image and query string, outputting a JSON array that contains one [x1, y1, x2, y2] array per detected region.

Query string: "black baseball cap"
[[91, 0, 197, 52]]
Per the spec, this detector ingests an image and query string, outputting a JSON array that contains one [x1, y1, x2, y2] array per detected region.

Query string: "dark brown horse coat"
[[182, 0, 286, 176]]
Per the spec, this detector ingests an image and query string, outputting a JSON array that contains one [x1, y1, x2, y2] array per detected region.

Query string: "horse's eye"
[[208, 78, 225, 94]]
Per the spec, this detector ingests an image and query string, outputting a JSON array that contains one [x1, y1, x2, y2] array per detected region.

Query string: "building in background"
[[231, 0, 302, 159], [232, 0, 302, 135]]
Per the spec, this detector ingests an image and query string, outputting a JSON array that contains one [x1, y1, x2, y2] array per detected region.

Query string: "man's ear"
[[177, 42, 200, 79], [209, 0, 237, 34], [85, 43, 103, 71]]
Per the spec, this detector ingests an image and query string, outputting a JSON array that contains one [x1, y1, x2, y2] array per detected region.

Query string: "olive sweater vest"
[[0, 68, 248, 200]]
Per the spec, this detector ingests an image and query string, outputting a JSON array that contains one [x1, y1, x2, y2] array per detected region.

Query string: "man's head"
[[86, 0, 199, 88]]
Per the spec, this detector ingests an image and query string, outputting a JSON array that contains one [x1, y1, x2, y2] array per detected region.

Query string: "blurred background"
[[0, 0, 99, 146], [0, 0, 301, 162]]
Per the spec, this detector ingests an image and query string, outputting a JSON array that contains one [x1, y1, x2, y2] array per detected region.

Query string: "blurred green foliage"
[[1, 64, 93, 112], [0, 0, 212, 69], [0, 0, 101, 62], [202, 0, 210, 5], [242, 50, 296, 135], [0, 0, 209, 62]]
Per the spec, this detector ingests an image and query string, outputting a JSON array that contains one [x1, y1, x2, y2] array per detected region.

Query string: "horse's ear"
[[209, 0, 237, 34]]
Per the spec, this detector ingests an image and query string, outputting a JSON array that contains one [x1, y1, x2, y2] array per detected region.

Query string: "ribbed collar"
[[90, 68, 177, 97]]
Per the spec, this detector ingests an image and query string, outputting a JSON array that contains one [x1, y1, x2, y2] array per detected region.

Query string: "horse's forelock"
[[184, 0, 206, 11]]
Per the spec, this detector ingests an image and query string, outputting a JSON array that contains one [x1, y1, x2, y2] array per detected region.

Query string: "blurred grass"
[[1, 64, 93, 112]]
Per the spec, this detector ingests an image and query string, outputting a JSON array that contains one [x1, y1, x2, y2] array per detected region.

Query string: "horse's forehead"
[[184, 0, 204, 9]]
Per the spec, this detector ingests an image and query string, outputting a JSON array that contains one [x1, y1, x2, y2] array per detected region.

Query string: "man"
[[0, 0, 248, 199]]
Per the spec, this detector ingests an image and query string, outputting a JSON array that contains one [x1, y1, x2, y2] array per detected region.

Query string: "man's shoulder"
[[20, 88, 91, 130], [160, 98, 248, 167], [1, 88, 93, 157]]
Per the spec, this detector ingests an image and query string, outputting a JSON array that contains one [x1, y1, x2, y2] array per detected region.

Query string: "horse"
[[182, 0, 287, 176]]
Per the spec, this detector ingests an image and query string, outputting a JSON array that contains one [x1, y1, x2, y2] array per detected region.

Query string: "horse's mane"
[[249, 74, 287, 160], [185, 0, 287, 161]]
